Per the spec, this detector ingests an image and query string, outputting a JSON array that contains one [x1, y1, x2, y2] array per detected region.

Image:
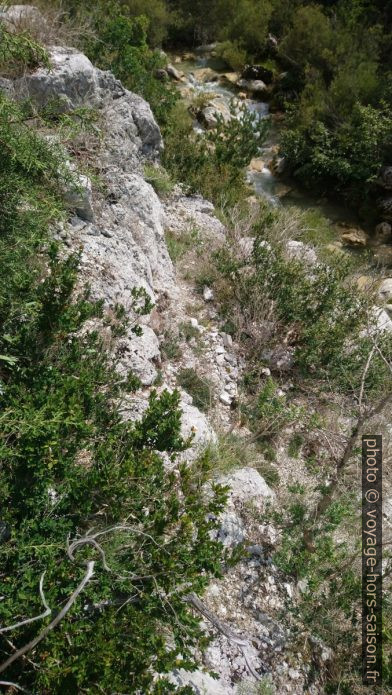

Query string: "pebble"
[[219, 392, 232, 406], [190, 317, 199, 329], [261, 367, 271, 377], [221, 332, 233, 348], [216, 345, 225, 354], [216, 354, 225, 366], [203, 286, 214, 301]]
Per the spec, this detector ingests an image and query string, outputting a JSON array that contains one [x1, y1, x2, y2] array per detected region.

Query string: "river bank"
[[165, 47, 392, 281]]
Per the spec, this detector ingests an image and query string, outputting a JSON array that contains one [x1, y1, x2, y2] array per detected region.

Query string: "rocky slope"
[[5, 31, 390, 694]]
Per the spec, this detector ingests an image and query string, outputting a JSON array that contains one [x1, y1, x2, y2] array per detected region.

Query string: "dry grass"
[[1, 1, 96, 48]]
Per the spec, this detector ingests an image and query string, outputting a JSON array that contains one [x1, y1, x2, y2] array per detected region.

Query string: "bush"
[[0, 24, 50, 77], [0, 77, 227, 693], [162, 101, 268, 207]]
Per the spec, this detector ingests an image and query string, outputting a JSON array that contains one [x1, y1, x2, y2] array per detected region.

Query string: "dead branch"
[[0, 573, 51, 634], [184, 592, 264, 681], [0, 561, 95, 675]]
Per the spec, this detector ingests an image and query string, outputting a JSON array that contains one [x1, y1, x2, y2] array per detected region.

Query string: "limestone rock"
[[285, 240, 317, 266], [221, 72, 240, 85], [249, 157, 265, 172], [374, 221, 392, 244], [180, 402, 216, 461], [192, 67, 218, 83], [219, 467, 274, 511], [166, 64, 183, 81], [378, 278, 392, 302], [341, 227, 368, 247], [169, 669, 234, 694], [116, 326, 160, 386], [63, 171, 94, 222], [14, 47, 102, 111], [201, 98, 232, 128], [0, 4, 45, 33]]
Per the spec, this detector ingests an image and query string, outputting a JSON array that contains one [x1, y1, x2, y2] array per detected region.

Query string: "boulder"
[[341, 227, 368, 247], [249, 157, 265, 172], [378, 196, 392, 221], [237, 78, 267, 93], [0, 4, 45, 32], [166, 64, 183, 81], [180, 402, 216, 461], [285, 240, 317, 266], [201, 98, 232, 128], [379, 166, 392, 190], [192, 67, 219, 83], [219, 467, 274, 511], [220, 72, 239, 85], [378, 278, 392, 302], [14, 47, 103, 111], [374, 221, 392, 244], [242, 64, 274, 84]]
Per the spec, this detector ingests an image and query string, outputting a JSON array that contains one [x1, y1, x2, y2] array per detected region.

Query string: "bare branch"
[[0, 573, 51, 635], [0, 562, 95, 675]]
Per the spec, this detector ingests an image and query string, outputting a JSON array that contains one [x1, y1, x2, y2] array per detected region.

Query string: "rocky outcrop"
[[0, 3, 44, 32], [242, 64, 274, 84]]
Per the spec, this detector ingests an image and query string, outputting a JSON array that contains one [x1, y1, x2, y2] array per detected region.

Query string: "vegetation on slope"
[[0, 28, 228, 694]]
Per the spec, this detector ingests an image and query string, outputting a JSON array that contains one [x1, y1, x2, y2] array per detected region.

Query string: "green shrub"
[[216, 40, 247, 71], [0, 24, 50, 77], [162, 101, 268, 208], [0, 84, 227, 693]]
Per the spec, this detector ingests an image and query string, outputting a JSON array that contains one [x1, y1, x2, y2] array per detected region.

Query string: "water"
[[175, 53, 363, 230]]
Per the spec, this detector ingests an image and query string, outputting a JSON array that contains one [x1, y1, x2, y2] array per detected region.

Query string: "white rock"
[[219, 392, 232, 406], [203, 286, 214, 302], [169, 669, 234, 694], [180, 402, 216, 461], [285, 239, 317, 266], [0, 4, 45, 32], [221, 333, 233, 348], [116, 326, 160, 386], [63, 171, 94, 222], [219, 468, 274, 511], [378, 278, 392, 302], [190, 317, 199, 329]]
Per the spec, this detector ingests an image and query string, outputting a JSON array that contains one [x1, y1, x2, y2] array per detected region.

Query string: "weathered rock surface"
[[0, 3, 44, 32]]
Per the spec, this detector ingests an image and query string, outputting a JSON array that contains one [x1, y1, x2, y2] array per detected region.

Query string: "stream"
[[172, 50, 371, 248]]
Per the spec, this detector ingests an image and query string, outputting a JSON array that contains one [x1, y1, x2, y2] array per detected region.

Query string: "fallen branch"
[[0, 572, 51, 634], [184, 592, 264, 681], [0, 561, 95, 675]]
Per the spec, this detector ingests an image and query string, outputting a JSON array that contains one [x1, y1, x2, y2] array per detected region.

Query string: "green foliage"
[[177, 368, 214, 412], [144, 163, 175, 196], [0, 84, 227, 693], [216, 40, 247, 71], [282, 102, 392, 199], [0, 24, 49, 77], [162, 101, 268, 207]]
